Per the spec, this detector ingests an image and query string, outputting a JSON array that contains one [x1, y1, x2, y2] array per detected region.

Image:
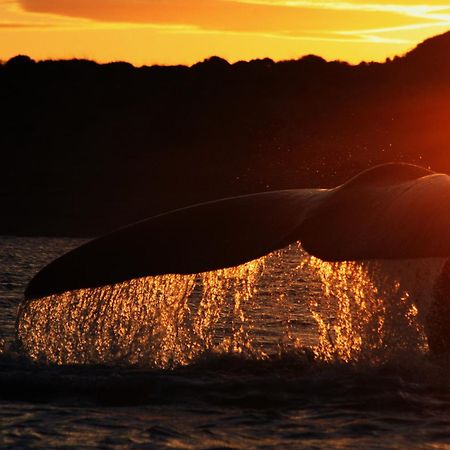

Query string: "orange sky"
[[1, 0, 450, 65]]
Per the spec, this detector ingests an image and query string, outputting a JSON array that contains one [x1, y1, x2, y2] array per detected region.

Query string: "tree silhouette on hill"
[[1, 32, 449, 236]]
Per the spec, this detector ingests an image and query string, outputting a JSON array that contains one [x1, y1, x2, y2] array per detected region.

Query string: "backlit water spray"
[[16, 246, 445, 367], [305, 257, 444, 363]]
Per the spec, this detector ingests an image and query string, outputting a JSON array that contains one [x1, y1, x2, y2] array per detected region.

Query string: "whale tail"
[[25, 163, 450, 300], [298, 163, 450, 261], [24, 189, 317, 299]]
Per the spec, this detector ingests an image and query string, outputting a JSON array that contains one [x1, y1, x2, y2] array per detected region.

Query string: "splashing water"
[[16, 245, 446, 368], [305, 256, 445, 364], [17, 258, 268, 367]]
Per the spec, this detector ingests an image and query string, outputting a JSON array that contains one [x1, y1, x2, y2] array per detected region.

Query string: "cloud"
[[0, 0, 104, 31], [0, 22, 53, 28], [18, 0, 441, 35], [1, 0, 448, 66], [15, 0, 450, 53]]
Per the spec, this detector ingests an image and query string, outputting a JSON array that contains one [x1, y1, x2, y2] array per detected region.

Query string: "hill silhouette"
[[403, 31, 450, 68], [1, 31, 449, 236]]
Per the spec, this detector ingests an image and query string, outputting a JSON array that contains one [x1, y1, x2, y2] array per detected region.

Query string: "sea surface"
[[2, 236, 450, 449]]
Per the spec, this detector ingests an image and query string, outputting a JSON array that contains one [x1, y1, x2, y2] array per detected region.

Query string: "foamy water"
[[2, 237, 450, 449]]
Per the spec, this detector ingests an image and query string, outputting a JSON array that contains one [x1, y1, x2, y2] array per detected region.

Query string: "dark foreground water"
[[2, 236, 450, 449]]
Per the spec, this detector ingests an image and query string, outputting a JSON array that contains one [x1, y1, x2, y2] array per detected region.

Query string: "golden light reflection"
[[17, 257, 267, 368], [305, 256, 442, 363], [17, 245, 445, 368]]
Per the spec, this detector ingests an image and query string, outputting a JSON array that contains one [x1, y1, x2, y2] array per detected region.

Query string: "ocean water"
[[2, 236, 450, 449]]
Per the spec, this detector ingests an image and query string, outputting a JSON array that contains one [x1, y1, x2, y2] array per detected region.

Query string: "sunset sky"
[[1, 0, 450, 65]]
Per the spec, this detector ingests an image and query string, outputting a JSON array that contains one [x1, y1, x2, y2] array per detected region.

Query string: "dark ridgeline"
[[1, 32, 449, 236]]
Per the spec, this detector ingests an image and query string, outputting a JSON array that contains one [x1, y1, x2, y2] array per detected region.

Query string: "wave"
[[2, 345, 450, 409]]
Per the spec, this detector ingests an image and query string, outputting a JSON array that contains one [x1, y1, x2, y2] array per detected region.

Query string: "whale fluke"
[[25, 163, 450, 300]]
